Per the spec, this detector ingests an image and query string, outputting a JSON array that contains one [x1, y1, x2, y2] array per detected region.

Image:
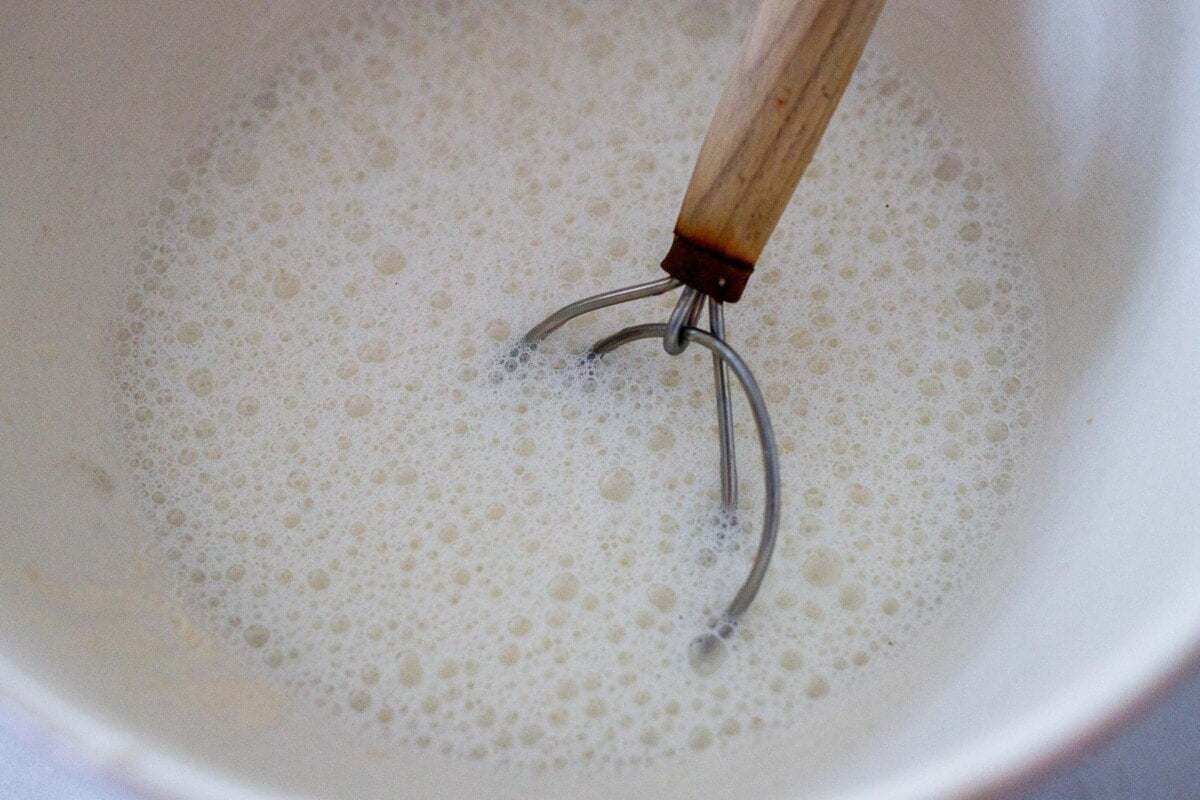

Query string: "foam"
[[112, 0, 1043, 772]]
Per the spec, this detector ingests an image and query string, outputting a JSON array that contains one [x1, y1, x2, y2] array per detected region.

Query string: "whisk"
[[517, 0, 883, 670]]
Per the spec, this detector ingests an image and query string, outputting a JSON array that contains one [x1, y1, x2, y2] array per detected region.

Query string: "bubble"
[[647, 425, 675, 452], [186, 368, 213, 397], [357, 339, 391, 362], [582, 33, 614, 62], [688, 726, 713, 751], [485, 319, 512, 342], [498, 644, 519, 666], [688, 633, 726, 676], [187, 214, 216, 238], [308, 569, 330, 590], [344, 394, 373, 417], [501, 49, 530, 71], [586, 198, 611, 217], [244, 625, 270, 648], [369, 136, 399, 169], [177, 322, 203, 345], [802, 549, 842, 587], [273, 271, 301, 299], [955, 278, 991, 310], [838, 584, 866, 611], [598, 468, 635, 502], [918, 376, 945, 397], [547, 573, 580, 602], [647, 584, 676, 613], [398, 654, 423, 687], [349, 689, 372, 712], [933, 152, 963, 181], [236, 396, 260, 416], [373, 245, 407, 275], [847, 483, 873, 506], [519, 725, 544, 746], [985, 421, 1010, 443]]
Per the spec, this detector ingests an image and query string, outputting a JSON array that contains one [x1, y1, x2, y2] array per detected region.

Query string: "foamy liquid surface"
[[114, 0, 1043, 770]]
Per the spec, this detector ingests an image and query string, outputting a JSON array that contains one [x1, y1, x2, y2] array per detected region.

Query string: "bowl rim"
[[2, 617, 1200, 800]]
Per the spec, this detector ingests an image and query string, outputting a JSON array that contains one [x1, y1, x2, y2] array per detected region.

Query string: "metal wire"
[[589, 323, 779, 628], [709, 300, 738, 512], [516, 278, 780, 661], [663, 287, 702, 355], [519, 277, 680, 350]]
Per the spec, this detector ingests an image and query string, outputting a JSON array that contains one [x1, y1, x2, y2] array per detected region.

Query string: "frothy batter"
[[113, 0, 1042, 771]]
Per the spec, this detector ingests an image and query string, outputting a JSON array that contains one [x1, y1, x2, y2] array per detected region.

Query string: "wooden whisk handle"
[[661, 0, 884, 302]]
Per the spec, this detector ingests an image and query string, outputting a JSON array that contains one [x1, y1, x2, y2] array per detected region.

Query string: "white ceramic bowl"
[[2, 2, 1198, 798]]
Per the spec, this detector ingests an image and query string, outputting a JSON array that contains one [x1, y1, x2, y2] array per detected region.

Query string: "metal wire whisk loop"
[[515, 277, 779, 665]]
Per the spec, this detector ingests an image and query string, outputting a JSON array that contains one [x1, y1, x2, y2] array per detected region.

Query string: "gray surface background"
[[2, 664, 1198, 800]]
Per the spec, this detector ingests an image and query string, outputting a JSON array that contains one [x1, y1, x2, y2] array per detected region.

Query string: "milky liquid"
[[113, 0, 1042, 771]]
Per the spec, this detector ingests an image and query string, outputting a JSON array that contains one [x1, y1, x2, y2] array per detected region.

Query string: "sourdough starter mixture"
[[113, 0, 1042, 771]]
